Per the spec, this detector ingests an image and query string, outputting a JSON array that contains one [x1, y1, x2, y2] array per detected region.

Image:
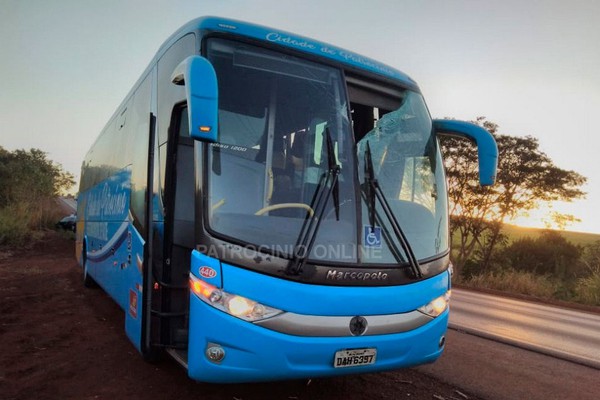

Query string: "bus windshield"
[[357, 92, 449, 264], [206, 38, 448, 266]]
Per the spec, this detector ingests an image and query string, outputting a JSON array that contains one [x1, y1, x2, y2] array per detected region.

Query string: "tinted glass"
[[206, 39, 357, 262]]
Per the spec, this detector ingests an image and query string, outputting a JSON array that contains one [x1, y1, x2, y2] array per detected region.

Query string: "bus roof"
[[91, 16, 419, 158], [169, 16, 418, 89]]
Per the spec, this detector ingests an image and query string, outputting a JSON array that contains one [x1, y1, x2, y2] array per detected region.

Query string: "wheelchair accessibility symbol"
[[364, 226, 382, 248]]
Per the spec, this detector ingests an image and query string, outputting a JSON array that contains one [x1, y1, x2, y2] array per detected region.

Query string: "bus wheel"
[[82, 247, 97, 288], [83, 262, 97, 288]]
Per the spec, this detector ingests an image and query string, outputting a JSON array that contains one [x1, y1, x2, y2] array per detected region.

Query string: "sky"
[[1, 0, 599, 234]]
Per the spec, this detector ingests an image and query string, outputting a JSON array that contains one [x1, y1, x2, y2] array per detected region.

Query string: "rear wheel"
[[82, 244, 97, 288]]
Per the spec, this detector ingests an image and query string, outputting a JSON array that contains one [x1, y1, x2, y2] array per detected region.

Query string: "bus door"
[[158, 105, 195, 353], [148, 34, 196, 356]]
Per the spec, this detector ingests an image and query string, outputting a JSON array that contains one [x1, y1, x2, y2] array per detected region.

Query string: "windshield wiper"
[[363, 141, 423, 279], [287, 127, 340, 275]]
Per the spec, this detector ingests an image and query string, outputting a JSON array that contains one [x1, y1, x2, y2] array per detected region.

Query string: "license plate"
[[333, 348, 377, 368]]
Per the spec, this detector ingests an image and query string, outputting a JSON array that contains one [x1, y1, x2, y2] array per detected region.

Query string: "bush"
[[0, 204, 33, 245], [496, 230, 583, 280], [575, 270, 600, 306]]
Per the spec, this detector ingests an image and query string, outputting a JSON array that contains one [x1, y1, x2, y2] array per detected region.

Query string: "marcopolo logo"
[[326, 270, 388, 281]]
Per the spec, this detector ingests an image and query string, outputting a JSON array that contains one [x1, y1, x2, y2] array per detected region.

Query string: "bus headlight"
[[418, 291, 451, 317], [190, 274, 282, 322]]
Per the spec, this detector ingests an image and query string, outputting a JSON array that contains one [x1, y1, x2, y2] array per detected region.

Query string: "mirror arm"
[[433, 119, 498, 186]]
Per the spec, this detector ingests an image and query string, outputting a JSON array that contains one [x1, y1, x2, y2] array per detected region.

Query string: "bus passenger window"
[[178, 107, 189, 137]]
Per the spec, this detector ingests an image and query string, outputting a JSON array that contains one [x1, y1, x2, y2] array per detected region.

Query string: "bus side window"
[[178, 107, 189, 137]]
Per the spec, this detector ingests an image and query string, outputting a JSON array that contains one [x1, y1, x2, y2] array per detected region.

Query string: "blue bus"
[[76, 16, 497, 383]]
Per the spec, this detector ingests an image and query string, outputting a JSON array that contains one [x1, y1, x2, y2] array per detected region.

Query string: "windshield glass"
[[206, 38, 357, 262], [205, 38, 448, 266], [356, 92, 449, 263]]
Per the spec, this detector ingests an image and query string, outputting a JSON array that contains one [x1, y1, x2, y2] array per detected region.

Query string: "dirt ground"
[[0, 230, 481, 400]]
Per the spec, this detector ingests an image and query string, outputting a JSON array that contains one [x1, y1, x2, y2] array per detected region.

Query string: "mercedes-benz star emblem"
[[349, 316, 368, 336]]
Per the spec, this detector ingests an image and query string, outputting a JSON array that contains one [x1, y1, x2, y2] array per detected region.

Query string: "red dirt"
[[0, 231, 481, 400]]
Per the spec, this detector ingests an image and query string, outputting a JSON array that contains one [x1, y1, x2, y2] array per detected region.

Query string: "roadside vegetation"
[[457, 227, 600, 306], [0, 146, 74, 245], [441, 118, 599, 306]]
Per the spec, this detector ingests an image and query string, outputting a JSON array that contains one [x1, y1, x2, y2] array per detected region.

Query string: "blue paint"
[[191, 249, 223, 288], [187, 292, 447, 383], [220, 260, 449, 316], [175, 17, 418, 88], [124, 226, 144, 352], [173, 56, 219, 142], [186, 255, 449, 382], [433, 119, 499, 186], [79, 167, 144, 352]]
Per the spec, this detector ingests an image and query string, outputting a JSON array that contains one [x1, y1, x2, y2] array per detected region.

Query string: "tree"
[[0, 147, 74, 205], [543, 211, 581, 230], [0, 147, 75, 236], [440, 117, 586, 276]]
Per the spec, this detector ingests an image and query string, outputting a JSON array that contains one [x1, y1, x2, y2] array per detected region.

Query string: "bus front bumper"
[[187, 295, 448, 383]]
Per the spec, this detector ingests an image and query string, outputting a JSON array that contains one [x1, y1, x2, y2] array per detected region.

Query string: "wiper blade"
[[287, 127, 340, 275], [325, 126, 340, 221], [363, 141, 423, 279], [364, 141, 376, 228]]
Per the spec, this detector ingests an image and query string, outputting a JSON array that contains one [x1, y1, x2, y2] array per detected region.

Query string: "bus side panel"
[[81, 167, 143, 351], [124, 225, 145, 352], [82, 168, 131, 307], [80, 168, 145, 350]]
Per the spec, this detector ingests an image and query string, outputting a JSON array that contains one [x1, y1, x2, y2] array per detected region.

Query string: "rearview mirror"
[[433, 119, 498, 186], [171, 56, 219, 142]]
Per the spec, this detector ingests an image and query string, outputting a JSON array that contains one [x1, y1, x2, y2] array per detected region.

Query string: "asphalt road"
[[418, 329, 599, 400], [448, 288, 600, 369]]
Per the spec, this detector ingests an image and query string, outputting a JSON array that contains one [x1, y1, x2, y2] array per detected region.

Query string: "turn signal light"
[[190, 274, 282, 322]]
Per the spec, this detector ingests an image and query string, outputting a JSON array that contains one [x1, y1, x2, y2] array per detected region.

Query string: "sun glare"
[[508, 203, 584, 232]]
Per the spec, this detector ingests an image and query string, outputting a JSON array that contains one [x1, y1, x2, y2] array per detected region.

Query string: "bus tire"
[[82, 244, 97, 288]]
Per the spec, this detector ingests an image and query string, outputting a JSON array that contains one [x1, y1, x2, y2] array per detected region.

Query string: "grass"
[[460, 268, 600, 306], [461, 269, 559, 300], [575, 270, 600, 305], [501, 223, 600, 247], [0, 204, 32, 245], [0, 198, 66, 246], [453, 223, 600, 307]]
